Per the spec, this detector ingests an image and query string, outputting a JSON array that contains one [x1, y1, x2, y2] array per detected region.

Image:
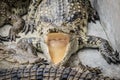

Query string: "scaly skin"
[[0, 0, 31, 41], [18, 0, 120, 65], [0, 0, 119, 79], [0, 59, 114, 80]]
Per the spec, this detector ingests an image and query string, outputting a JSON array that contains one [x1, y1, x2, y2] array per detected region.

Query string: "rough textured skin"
[[0, 59, 114, 80], [0, 0, 31, 41], [0, 0, 120, 79], [18, 0, 120, 65]]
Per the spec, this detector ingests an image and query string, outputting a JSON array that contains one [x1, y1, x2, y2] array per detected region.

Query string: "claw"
[[109, 56, 117, 64], [30, 24, 36, 33], [22, 20, 36, 35], [102, 54, 111, 64], [102, 50, 120, 64], [23, 21, 29, 34], [0, 35, 9, 42], [21, 24, 26, 33], [115, 50, 120, 59], [8, 34, 20, 42], [25, 24, 30, 35], [8, 28, 20, 41], [88, 10, 100, 23], [93, 11, 100, 21]]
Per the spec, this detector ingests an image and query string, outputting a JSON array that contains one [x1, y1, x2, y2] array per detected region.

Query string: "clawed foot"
[[17, 38, 38, 56], [102, 50, 120, 64], [8, 28, 21, 41], [22, 20, 36, 34], [88, 9, 100, 23]]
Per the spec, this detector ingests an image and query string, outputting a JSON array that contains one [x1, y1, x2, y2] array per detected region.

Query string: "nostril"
[[70, 30, 75, 33]]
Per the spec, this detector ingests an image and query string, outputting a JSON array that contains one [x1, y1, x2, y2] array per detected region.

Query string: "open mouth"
[[45, 33, 70, 64]]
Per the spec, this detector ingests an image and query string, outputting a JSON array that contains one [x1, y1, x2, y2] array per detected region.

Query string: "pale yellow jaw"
[[46, 33, 69, 64]]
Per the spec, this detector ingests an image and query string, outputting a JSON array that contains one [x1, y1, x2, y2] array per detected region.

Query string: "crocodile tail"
[[0, 65, 114, 80]]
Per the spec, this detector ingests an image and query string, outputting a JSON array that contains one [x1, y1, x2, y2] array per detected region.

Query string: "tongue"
[[46, 33, 69, 64]]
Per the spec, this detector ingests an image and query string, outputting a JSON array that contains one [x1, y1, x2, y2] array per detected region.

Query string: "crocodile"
[[0, 0, 119, 79], [17, 0, 120, 66], [0, 0, 41, 42], [0, 58, 115, 80]]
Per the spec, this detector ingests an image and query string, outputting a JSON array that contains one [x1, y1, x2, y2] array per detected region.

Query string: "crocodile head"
[[38, 23, 80, 65], [41, 33, 79, 65]]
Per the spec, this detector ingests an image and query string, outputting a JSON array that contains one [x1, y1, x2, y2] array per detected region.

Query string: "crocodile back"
[[36, 0, 88, 26]]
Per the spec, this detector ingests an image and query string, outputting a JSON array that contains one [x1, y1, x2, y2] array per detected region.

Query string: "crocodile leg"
[[23, 0, 43, 34], [87, 7, 100, 23], [85, 0, 100, 23], [0, 1, 26, 41], [0, 14, 25, 41], [83, 36, 120, 64], [75, 0, 99, 23], [6, 15, 25, 41], [17, 37, 43, 56]]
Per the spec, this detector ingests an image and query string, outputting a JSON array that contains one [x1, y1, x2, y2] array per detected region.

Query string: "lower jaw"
[[46, 33, 70, 64]]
